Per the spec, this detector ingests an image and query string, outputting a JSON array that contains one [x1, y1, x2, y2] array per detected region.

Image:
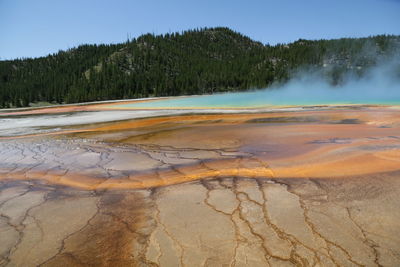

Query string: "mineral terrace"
[[0, 105, 400, 266]]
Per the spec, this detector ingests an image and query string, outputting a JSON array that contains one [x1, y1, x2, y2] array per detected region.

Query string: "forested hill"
[[0, 27, 399, 108]]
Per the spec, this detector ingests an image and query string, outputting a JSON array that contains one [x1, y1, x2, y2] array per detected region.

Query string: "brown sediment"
[[0, 156, 399, 191], [0, 160, 275, 190], [1, 106, 400, 266], [0, 105, 90, 116], [2, 106, 400, 138], [2, 175, 399, 266], [0, 107, 400, 189], [40, 191, 156, 267], [0, 98, 163, 116]]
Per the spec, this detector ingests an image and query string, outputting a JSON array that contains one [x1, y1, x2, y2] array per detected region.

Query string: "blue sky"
[[1, 0, 399, 59]]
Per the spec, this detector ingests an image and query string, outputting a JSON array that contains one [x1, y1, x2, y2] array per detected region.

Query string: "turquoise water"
[[113, 88, 400, 109]]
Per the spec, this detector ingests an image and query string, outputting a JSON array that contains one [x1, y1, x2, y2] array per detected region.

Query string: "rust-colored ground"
[[1, 105, 400, 266], [0, 98, 160, 116], [1, 106, 400, 189]]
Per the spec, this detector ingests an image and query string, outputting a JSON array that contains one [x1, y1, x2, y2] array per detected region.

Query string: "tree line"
[[0, 27, 398, 108]]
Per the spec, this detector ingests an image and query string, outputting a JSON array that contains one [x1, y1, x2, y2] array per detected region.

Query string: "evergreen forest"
[[0, 27, 399, 108]]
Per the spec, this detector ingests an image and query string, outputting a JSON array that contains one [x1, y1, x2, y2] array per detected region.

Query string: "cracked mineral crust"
[[0, 105, 400, 266]]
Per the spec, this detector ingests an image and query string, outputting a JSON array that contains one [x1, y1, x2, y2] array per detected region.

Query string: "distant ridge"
[[0, 27, 399, 108]]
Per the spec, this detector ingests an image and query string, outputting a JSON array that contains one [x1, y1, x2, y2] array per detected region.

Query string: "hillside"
[[0, 27, 399, 108]]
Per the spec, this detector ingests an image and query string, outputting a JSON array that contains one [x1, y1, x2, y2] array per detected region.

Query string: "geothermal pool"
[[0, 98, 400, 266], [109, 87, 400, 109]]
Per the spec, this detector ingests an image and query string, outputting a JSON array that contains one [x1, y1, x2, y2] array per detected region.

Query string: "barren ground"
[[0, 105, 399, 266]]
